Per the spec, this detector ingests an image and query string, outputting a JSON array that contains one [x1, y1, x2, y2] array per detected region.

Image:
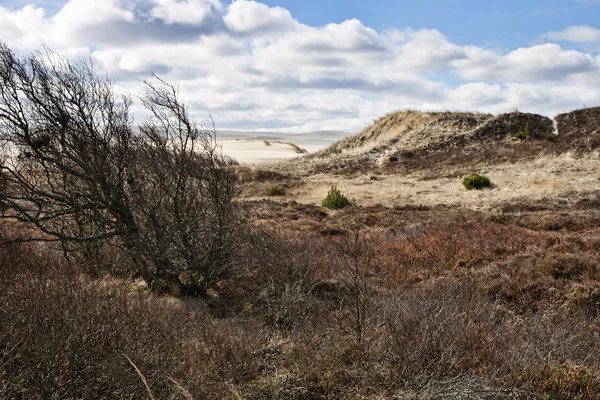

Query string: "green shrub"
[[462, 173, 491, 190], [269, 185, 285, 196], [514, 121, 532, 140], [524, 121, 531, 139], [322, 186, 354, 209]]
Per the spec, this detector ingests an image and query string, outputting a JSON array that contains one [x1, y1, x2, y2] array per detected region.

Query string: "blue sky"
[[259, 0, 599, 47], [1, 0, 599, 132]]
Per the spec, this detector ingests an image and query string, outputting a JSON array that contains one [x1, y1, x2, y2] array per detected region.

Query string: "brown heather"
[[4, 194, 600, 398]]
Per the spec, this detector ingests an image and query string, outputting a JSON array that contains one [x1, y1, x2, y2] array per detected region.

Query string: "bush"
[[0, 240, 264, 399], [0, 41, 244, 297], [515, 121, 533, 140], [524, 121, 532, 138], [269, 185, 285, 196], [462, 172, 491, 190], [322, 186, 354, 209]]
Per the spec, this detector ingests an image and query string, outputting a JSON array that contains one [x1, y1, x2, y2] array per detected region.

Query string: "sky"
[[1, 0, 600, 132]]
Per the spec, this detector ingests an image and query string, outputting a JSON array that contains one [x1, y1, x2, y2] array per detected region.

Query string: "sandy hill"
[[269, 108, 600, 176], [244, 107, 600, 210], [314, 110, 553, 166], [555, 106, 600, 152]]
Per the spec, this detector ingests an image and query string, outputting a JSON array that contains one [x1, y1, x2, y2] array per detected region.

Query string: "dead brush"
[[0, 239, 267, 399], [379, 278, 600, 397], [238, 229, 333, 330], [4, 205, 600, 398], [375, 220, 549, 286]]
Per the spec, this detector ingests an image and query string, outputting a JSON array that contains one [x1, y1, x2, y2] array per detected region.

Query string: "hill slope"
[[274, 110, 555, 175], [245, 107, 600, 209]]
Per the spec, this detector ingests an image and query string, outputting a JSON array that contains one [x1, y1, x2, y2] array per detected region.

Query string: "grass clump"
[[268, 185, 285, 196], [322, 186, 354, 209], [514, 121, 532, 140], [463, 172, 492, 190]]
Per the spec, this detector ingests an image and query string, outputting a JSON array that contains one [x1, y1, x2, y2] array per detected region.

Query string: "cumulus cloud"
[[224, 0, 298, 34], [50, 0, 138, 47], [92, 34, 248, 75], [0, 5, 48, 49], [1, 0, 600, 132], [450, 43, 597, 82], [447, 83, 506, 107], [545, 25, 600, 42], [396, 29, 466, 71], [504, 44, 596, 80], [150, 0, 221, 25]]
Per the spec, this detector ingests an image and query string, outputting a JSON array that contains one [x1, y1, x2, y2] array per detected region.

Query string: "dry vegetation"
[[4, 199, 600, 398], [240, 108, 600, 212], [2, 40, 600, 398]]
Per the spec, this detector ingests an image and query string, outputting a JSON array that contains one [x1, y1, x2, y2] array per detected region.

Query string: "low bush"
[[463, 172, 492, 190], [322, 186, 354, 209], [0, 238, 265, 399], [268, 185, 286, 196], [524, 121, 532, 138], [5, 208, 600, 398]]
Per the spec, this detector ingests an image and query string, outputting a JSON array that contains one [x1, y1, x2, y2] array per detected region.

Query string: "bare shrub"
[[381, 220, 548, 281], [0, 240, 265, 399], [0, 42, 243, 296], [4, 214, 600, 398], [239, 229, 326, 330], [379, 277, 600, 398], [333, 218, 377, 343]]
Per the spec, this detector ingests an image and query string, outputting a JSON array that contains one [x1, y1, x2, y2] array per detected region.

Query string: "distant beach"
[[217, 130, 349, 164]]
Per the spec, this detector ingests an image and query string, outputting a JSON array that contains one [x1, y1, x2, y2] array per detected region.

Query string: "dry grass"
[[263, 109, 553, 177], [241, 108, 597, 210], [241, 151, 600, 212], [4, 107, 600, 398]]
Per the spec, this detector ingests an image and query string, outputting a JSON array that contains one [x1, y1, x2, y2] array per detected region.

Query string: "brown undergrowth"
[[3, 204, 600, 399]]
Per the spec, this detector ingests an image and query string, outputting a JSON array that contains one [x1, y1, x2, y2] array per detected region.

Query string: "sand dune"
[[217, 130, 349, 164]]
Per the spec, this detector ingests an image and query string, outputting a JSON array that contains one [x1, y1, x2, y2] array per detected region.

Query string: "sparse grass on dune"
[[257, 109, 559, 182], [241, 152, 600, 211]]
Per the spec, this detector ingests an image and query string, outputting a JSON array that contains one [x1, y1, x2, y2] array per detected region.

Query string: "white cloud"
[[52, 0, 135, 32], [451, 43, 596, 82], [545, 25, 600, 42], [505, 44, 595, 79], [451, 46, 506, 80], [447, 83, 505, 107], [150, 0, 221, 25], [92, 34, 248, 74], [224, 0, 298, 34], [249, 18, 390, 88], [396, 29, 466, 71], [0, 5, 48, 49], [1, 0, 600, 132], [49, 0, 138, 47]]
